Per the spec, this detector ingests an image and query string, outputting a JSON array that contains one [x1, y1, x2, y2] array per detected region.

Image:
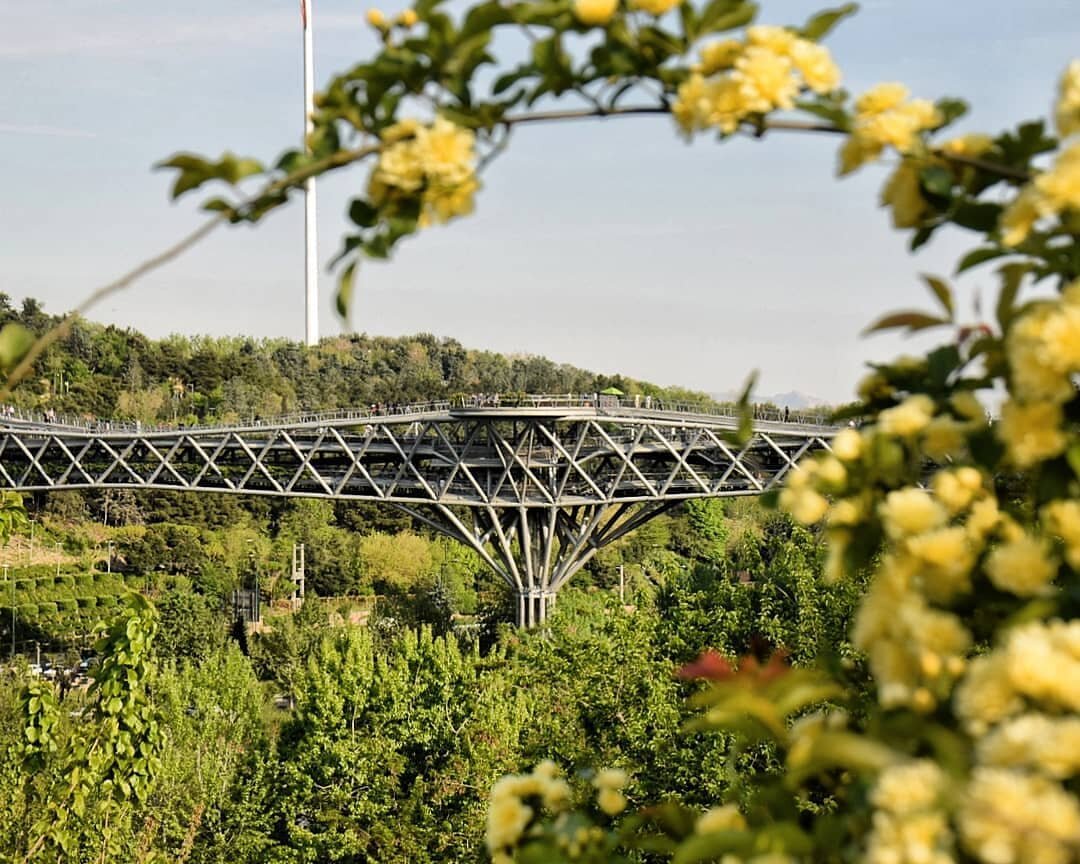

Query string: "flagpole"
[[302, 0, 319, 346]]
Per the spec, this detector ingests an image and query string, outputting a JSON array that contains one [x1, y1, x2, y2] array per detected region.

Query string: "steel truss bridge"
[[0, 397, 836, 626]]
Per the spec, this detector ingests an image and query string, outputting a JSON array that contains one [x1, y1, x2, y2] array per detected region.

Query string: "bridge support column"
[[516, 590, 556, 628], [396, 500, 677, 628]]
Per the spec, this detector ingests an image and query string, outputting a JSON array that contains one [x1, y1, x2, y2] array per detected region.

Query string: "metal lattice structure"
[[0, 399, 835, 625]]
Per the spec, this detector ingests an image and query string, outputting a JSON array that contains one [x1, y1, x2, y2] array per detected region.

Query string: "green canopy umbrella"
[[600, 386, 624, 396]]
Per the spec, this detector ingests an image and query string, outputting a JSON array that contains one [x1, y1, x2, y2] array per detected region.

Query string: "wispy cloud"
[[0, 123, 97, 139], [0, 9, 368, 61]]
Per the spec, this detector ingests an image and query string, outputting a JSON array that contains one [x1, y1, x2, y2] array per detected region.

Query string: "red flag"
[[300, 0, 308, 28]]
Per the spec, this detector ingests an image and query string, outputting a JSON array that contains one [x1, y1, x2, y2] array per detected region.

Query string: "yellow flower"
[[966, 496, 1001, 543], [593, 768, 629, 790], [831, 427, 863, 462], [856, 83, 910, 116], [1006, 304, 1076, 403], [921, 416, 967, 461], [999, 184, 1044, 247], [371, 139, 424, 196], [959, 768, 1080, 864], [779, 486, 829, 525], [940, 133, 994, 158], [366, 7, 386, 27], [1035, 141, 1080, 214], [486, 790, 533, 851], [997, 399, 1067, 467], [859, 100, 940, 153], [978, 713, 1080, 779], [673, 74, 746, 136], [1043, 499, 1080, 570], [424, 175, 479, 224], [932, 468, 980, 514], [1040, 301, 1080, 374], [746, 25, 797, 55], [954, 653, 1023, 736], [986, 533, 1058, 597], [879, 488, 947, 539], [415, 117, 475, 185], [733, 46, 798, 113], [789, 38, 840, 94], [879, 394, 935, 438], [573, 0, 618, 25], [597, 787, 627, 816], [906, 527, 975, 600], [828, 498, 863, 527], [1004, 619, 1080, 712], [698, 39, 742, 75], [397, 8, 419, 27], [880, 159, 928, 228], [1056, 59, 1080, 138], [629, 0, 680, 15], [815, 455, 847, 491], [697, 804, 747, 834], [871, 760, 945, 815]]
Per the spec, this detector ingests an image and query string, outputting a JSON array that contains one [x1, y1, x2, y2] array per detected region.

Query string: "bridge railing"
[[0, 393, 838, 434]]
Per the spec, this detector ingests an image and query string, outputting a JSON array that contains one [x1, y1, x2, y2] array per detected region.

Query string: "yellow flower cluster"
[[369, 117, 480, 227], [1000, 141, 1080, 246], [839, 83, 941, 175], [593, 767, 629, 816], [572, 0, 618, 26], [486, 761, 571, 855], [696, 803, 747, 834], [866, 760, 954, 864], [1043, 499, 1080, 570], [996, 283, 1080, 468], [628, 0, 680, 17], [956, 620, 1080, 736], [673, 26, 840, 137], [978, 713, 1080, 778], [879, 133, 994, 229], [853, 555, 971, 709], [959, 768, 1080, 864], [1057, 60, 1080, 139]]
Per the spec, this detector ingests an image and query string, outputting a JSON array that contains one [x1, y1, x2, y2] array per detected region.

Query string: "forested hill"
[[1, 295, 714, 424]]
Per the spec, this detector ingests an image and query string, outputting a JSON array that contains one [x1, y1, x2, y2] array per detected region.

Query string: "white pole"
[[302, 0, 319, 347]]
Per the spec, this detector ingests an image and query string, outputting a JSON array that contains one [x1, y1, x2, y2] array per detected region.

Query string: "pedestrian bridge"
[[0, 395, 838, 625]]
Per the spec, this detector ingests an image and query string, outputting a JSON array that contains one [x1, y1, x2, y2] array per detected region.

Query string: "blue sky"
[[1, 0, 1077, 401]]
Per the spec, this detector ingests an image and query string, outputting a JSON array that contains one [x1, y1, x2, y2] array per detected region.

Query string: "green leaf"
[[956, 246, 1008, 274], [927, 344, 961, 388], [919, 165, 953, 198], [1066, 443, 1080, 480], [0, 323, 34, 372], [909, 225, 937, 251], [934, 97, 969, 127], [511, 0, 565, 26], [348, 198, 380, 228], [794, 98, 850, 129], [672, 830, 754, 864], [492, 65, 535, 95], [699, 0, 757, 36], [952, 202, 1003, 233], [922, 274, 954, 318], [336, 261, 357, 319], [862, 311, 950, 336], [799, 2, 858, 41], [996, 263, 1030, 332], [461, 0, 514, 36]]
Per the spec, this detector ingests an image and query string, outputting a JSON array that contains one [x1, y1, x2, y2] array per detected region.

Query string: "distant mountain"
[[710, 390, 830, 410]]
